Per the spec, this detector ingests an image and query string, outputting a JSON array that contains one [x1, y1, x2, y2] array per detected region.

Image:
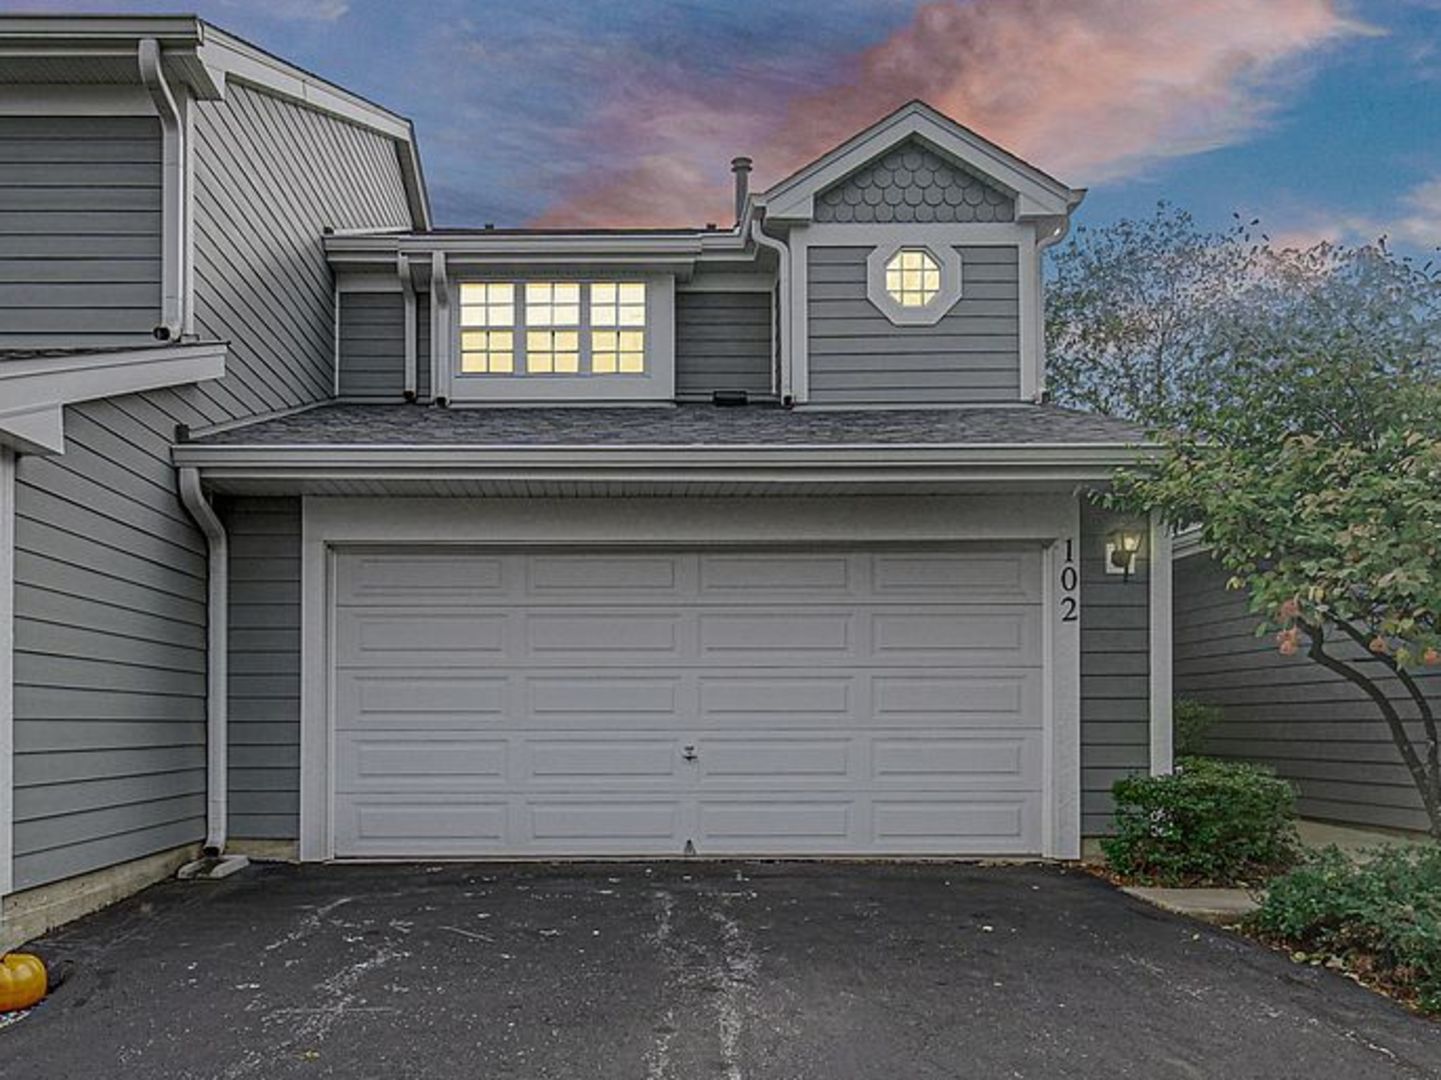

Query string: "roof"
[[190, 402, 1143, 448]]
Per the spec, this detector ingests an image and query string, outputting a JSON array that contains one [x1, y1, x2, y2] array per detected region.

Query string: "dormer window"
[[885, 248, 941, 308], [451, 277, 672, 402], [866, 241, 964, 327]]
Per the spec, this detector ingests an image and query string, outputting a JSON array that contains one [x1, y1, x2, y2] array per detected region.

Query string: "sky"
[[9, 0, 1441, 250]]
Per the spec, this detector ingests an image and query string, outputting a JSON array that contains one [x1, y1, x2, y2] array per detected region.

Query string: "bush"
[[1252, 845, 1441, 1012], [1173, 698, 1222, 757], [1102, 756, 1300, 885]]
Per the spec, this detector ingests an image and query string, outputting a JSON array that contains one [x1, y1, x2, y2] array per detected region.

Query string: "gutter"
[[175, 468, 248, 880], [748, 217, 790, 402]]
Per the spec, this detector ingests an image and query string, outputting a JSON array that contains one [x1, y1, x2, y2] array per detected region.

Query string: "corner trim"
[[0, 447, 14, 899], [1149, 513, 1174, 774]]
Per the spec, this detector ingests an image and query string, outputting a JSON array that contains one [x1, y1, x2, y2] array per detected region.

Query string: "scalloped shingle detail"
[[813, 139, 1015, 224]]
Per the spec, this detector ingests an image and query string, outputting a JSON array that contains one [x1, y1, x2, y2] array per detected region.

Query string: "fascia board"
[[0, 15, 203, 43]]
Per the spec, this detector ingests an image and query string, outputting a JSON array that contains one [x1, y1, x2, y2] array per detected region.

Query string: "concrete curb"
[[1122, 885, 1262, 925]]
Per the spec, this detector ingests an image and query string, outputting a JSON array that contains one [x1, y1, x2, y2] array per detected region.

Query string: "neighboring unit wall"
[[1174, 554, 1438, 833], [0, 116, 163, 349], [224, 497, 301, 840], [8, 83, 416, 891], [1079, 501, 1152, 835], [806, 245, 1020, 405], [675, 291, 772, 399], [190, 81, 412, 419], [337, 292, 406, 400]]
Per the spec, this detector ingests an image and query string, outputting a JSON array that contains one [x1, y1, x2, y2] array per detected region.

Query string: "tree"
[[1109, 357, 1441, 836], [1046, 203, 1441, 428]]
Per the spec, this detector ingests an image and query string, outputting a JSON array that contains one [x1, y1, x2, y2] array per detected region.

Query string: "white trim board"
[[1149, 514, 1174, 775], [297, 493, 1084, 862], [0, 447, 14, 898]]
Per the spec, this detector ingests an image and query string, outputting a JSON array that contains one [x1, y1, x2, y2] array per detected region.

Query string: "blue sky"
[[9, 1, 1440, 250]]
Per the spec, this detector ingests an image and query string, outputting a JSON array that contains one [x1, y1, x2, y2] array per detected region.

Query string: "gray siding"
[[338, 292, 406, 400], [189, 81, 412, 419], [224, 497, 301, 840], [1175, 554, 1439, 833], [1080, 502, 1152, 836], [814, 138, 1015, 224], [806, 245, 1020, 405], [0, 116, 162, 349], [416, 292, 432, 402], [9, 85, 414, 888], [675, 290, 772, 399]]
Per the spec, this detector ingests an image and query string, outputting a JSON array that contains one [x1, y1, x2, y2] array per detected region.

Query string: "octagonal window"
[[884, 248, 941, 307]]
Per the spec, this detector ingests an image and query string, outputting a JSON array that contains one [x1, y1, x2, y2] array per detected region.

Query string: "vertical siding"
[[806, 245, 1021, 405], [416, 292, 432, 402], [9, 85, 415, 888], [675, 291, 773, 399], [337, 292, 407, 400], [0, 116, 162, 349], [1174, 554, 1438, 832], [1079, 501, 1152, 835], [225, 497, 301, 839]]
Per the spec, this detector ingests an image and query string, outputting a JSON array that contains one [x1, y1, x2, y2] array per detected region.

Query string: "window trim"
[[449, 274, 675, 403], [865, 241, 963, 326]]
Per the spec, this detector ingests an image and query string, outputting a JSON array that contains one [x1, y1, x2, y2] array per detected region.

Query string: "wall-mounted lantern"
[[1106, 527, 1144, 581]]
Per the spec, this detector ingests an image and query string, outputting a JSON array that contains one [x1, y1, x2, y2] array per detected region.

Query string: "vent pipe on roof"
[[731, 156, 753, 224]]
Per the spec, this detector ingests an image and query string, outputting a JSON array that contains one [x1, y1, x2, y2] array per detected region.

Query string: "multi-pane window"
[[458, 282, 515, 373], [884, 248, 941, 307], [457, 281, 648, 377], [591, 282, 646, 374]]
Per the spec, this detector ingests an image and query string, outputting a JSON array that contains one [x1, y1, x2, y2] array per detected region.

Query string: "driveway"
[[3, 861, 1439, 1080]]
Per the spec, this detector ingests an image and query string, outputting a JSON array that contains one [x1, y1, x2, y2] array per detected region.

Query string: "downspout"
[[1031, 215, 1073, 403], [138, 38, 186, 342], [749, 216, 790, 403], [177, 468, 248, 879]]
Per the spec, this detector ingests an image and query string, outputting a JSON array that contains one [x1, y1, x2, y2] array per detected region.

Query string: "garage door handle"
[[682, 745, 698, 762]]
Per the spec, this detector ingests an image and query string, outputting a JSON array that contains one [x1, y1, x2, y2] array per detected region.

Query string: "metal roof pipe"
[[176, 467, 249, 880], [731, 156, 753, 225]]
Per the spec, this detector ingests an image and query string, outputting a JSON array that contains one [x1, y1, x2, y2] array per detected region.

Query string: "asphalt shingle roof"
[[192, 403, 1144, 447]]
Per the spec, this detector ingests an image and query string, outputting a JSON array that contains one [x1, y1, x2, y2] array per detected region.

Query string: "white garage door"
[[331, 545, 1045, 858]]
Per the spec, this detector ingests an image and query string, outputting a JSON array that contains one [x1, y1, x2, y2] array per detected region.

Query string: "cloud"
[[532, 0, 1368, 228], [1270, 176, 1441, 251], [218, 0, 349, 22]]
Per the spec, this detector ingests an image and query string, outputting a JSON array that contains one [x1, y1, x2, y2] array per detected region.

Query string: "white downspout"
[[1032, 215, 1073, 403], [138, 38, 186, 342], [177, 468, 247, 878], [749, 217, 790, 402]]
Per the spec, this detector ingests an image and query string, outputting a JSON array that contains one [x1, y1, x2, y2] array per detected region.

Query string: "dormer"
[[753, 101, 1084, 408]]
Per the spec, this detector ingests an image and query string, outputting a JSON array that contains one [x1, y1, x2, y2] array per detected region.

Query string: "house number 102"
[[1059, 538, 1079, 622]]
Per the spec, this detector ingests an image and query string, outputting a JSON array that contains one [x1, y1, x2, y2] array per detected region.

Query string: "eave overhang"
[[173, 440, 1153, 495], [1, 343, 227, 454]]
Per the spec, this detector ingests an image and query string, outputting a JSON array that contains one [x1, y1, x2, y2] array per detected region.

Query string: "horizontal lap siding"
[[338, 292, 406, 400], [9, 87, 414, 888], [224, 497, 302, 839], [1174, 555, 1439, 832], [1080, 502, 1151, 835], [806, 245, 1020, 405], [416, 293, 431, 401], [0, 116, 162, 348], [190, 82, 412, 419], [675, 291, 772, 398]]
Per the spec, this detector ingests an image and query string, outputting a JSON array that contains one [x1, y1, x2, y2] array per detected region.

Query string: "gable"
[[813, 138, 1015, 225]]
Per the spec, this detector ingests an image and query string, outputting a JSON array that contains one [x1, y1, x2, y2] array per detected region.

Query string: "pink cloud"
[[532, 0, 1366, 228]]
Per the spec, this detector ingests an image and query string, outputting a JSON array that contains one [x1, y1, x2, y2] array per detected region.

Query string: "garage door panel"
[[527, 676, 680, 717], [337, 610, 507, 665], [528, 738, 681, 781], [528, 554, 685, 594], [872, 608, 1041, 662], [871, 732, 1042, 784], [698, 612, 853, 653], [338, 797, 510, 855], [693, 737, 854, 780], [338, 674, 510, 729], [697, 799, 853, 847], [699, 553, 855, 595], [525, 612, 682, 655], [871, 549, 1042, 601], [338, 553, 509, 604], [337, 734, 508, 792], [871, 673, 1042, 726], [525, 800, 683, 845], [873, 797, 1035, 849], [699, 676, 853, 718]]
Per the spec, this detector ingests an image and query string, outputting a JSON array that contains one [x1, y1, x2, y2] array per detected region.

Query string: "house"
[[0, 15, 1162, 945], [1173, 539, 1440, 837]]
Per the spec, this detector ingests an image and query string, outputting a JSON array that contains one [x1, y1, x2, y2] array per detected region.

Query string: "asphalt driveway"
[[3, 861, 1439, 1080]]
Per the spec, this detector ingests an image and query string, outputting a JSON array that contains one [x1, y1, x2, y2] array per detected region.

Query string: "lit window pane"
[[593, 282, 616, 304], [593, 352, 617, 373], [885, 248, 941, 307], [619, 305, 645, 327], [618, 352, 644, 373], [619, 331, 643, 352], [490, 352, 513, 373], [618, 283, 646, 304]]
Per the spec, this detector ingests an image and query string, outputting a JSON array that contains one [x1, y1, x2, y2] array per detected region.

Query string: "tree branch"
[[1303, 622, 1441, 837]]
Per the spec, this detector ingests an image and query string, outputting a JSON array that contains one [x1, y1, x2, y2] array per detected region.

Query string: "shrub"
[[1173, 698, 1222, 757], [1252, 845, 1441, 1012], [1102, 756, 1300, 886]]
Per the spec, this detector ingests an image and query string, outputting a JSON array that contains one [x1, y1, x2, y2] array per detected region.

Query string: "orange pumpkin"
[[0, 954, 46, 1012]]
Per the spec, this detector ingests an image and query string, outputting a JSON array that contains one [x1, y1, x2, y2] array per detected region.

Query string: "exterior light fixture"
[[1106, 528, 1144, 581]]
